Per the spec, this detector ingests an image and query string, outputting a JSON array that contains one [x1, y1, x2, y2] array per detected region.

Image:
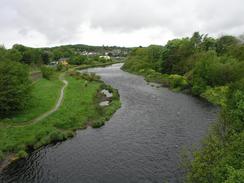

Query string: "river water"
[[0, 63, 218, 183]]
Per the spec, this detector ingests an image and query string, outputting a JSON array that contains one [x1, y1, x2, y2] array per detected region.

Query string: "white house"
[[99, 56, 111, 60]]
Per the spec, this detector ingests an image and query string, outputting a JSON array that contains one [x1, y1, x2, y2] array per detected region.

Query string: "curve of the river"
[[0, 63, 218, 183]]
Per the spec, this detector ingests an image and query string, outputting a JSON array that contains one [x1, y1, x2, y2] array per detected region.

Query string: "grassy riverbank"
[[0, 71, 121, 168]]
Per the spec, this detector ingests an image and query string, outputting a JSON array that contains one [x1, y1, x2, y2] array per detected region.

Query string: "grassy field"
[[0, 74, 121, 163], [11, 77, 62, 123]]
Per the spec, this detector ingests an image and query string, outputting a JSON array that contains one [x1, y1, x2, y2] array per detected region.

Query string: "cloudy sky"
[[1, 0, 244, 48]]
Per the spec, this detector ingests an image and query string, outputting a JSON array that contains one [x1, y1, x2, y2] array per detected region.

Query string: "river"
[[0, 63, 218, 183]]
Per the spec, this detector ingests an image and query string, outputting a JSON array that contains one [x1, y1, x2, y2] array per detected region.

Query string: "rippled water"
[[0, 63, 218, 183]]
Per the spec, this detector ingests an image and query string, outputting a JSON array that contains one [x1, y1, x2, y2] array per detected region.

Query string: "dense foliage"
[[0, 61, 31, 117], [122, 32, 244, 182], [41, 66, 55, 80]]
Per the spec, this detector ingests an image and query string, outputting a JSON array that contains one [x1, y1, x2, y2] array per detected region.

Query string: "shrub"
[[49, 131, 65, 142], [80, 72, 100, 82], [0, 61, 31, 117], [17, 150, 28, 158], [145, 69, 166, 83], [57, 64, 64, 71], [224, 167, 244, 183], [187, 80, 244, 183], [0, 150, 4, 160], [64, 131, 75, 138], [41, 66, 55, 80], [92, 120, 105, 128], [201, 86, 229, 106], [191, 78, 208, 95], [168, 74, 189, 90]]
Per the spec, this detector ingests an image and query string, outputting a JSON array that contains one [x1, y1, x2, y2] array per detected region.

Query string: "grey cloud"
[[0, 0, 244, 47]]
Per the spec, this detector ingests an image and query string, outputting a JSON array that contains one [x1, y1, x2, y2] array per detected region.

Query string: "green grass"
[[0, 76, 62, 124], [0, 75, 120, 162]]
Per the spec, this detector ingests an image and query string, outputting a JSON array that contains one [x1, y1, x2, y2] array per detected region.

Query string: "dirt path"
[[14, 74, 68, 127]]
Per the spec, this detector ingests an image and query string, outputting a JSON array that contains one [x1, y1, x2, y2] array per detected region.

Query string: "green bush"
[[49, 131, 65, 142], [91, 120, 105, 128], [80, 72, 101, 82], [191, 78, 208, 95], [0, 61, 31, 117], [17, 150, 28, 158], [69, 55, 88, 65], [41, 66, 55, 80], [0, 150, 3, 160], [201, 86, 229, 106], [187, 80, 244, 183], [168, 74, 189, 91], [64, 131, 75, 138], [224, 167, 244, 183], [225, 79, 244, 131], [57, 64, 64, 71]]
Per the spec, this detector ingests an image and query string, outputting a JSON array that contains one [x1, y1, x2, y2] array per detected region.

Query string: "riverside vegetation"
[[122, 32, 244, 182], [0, 44, 121, 169]]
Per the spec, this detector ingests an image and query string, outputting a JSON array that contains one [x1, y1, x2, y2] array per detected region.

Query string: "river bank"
[[0, 67, 121, 171]]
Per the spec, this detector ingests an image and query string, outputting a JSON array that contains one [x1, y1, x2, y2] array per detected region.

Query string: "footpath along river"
[[0, 63, 218, 183]]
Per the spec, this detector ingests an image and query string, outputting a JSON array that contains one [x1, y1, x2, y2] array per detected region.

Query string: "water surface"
[[0, 63, 218, 183]]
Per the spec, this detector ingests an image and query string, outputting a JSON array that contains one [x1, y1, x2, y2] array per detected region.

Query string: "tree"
[[147, 45, 162, 72], [191, 32, 203, 49], [160, 38, 194, 74], [41, 51, 50, 64], [216, 35, 239, 55], [69, 55, 88, 65], [201, 35, 217, 51], [21, 49, 41, 65], [7, 49, 22, 62], [0, 61, 31, 117], [0, 46, 8, 62]]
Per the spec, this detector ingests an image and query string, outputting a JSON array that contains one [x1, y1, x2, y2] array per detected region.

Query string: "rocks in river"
[[99, 89, 113, 107], [99, 101, 110, 107], [101, 89, 113, 98]]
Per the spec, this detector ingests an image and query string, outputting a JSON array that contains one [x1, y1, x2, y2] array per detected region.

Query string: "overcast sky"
[[1, 0, 244, 48]]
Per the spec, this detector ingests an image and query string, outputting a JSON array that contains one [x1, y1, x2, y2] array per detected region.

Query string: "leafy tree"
[[191, 32, 204, 49], [7, 49, 22, 62], [0, 61, 31, 117], [216, 35, 239, 55], [147, 45, 162, 72], [41, 66, 55, 80], [0, 46, 8, 62], [22, 49, 41, 64], [201, 35, 217, 51], [41, 51, 50, 64], [160, 38, 194, 74], [12, 44, 26, 52], [69, 55, 88, 65]]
